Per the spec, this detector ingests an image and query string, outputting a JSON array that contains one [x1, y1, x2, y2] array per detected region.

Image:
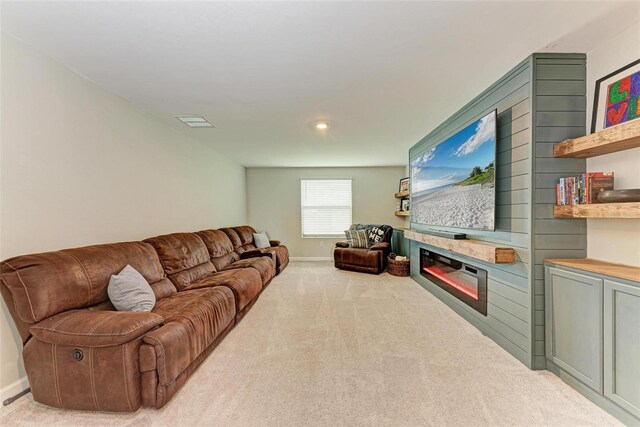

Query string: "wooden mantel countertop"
[[545, 258, 640, 283], [404, 229, 515, 264]]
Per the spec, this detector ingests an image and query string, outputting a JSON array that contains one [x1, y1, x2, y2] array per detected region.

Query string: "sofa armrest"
[[370, 242, 390, 251], [30, 309, 164, 348], [240, 249, 273, 260], [269, 240, 281, 247], [335, 241, 349, 248]]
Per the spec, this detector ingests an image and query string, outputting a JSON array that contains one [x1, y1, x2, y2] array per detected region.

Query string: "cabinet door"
[[604, 280, 640, 418], [545, 267, 603, 392]]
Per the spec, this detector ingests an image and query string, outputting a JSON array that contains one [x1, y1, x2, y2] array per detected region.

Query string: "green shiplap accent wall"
[[408, 53, 587, 369], [532, 55, 587, 369]]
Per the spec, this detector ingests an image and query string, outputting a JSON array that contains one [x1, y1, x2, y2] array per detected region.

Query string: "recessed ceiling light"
[[176, 116, 215, 128], [315, 121, 329, 130]]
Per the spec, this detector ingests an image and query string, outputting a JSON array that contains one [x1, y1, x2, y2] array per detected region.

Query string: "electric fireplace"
[[420, 248, 488, 315]]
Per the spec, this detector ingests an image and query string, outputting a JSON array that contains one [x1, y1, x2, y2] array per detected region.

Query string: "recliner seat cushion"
[[146, 286, 235, 385], [190, 268, 262, 312], [144, 233, 216, 291], [225, 257, 275, 286]]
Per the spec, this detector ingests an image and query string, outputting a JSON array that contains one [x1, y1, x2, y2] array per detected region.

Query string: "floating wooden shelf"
[[395, 191, 409, 198], [545, 258, 640, 283], [554, 202, 640, 219], [395, 210, 409, 217], [404, 230, 515, 264], [554, 119, 640, 158]]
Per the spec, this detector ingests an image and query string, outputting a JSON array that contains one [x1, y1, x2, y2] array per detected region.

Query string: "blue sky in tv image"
[[411, 111, 496, 196]]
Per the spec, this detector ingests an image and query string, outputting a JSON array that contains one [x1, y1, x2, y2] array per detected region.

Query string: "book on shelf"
[[556, 172, 614, 206], [586, 172, 614, 204]]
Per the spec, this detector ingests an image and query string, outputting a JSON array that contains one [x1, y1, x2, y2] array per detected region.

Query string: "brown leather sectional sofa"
[[0, 225, 288, 412]]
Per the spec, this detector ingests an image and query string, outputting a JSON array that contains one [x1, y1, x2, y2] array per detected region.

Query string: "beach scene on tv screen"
[[411, 111, 496, 230]]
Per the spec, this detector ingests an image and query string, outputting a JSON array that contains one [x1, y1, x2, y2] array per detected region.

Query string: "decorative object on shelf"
[[597, 189, 640, 203], [387, 253, 410, 277], [394, 180, 410, 216], [556, 172, 614, 205], [400, 197, 410, 211], [399, 177, 409, 193], [591, 58, 640, 133]]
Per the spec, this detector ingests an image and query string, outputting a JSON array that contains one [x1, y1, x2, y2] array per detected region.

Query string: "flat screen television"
[[410, 109, 497, 231]]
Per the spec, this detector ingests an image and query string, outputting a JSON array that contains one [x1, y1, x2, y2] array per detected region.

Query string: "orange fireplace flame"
[[423, 265, 479, 300]]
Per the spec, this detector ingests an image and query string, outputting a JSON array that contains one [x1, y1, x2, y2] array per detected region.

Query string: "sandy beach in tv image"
[[411, 111, 496, 230]]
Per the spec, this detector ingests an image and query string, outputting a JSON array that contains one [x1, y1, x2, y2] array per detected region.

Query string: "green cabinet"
[[391, 229, 409, 257], [545, 267, 602, 392], [604, 279, 640, 419], [545, 263, 640, 424]]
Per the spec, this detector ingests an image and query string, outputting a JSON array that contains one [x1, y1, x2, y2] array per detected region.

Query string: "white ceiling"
[[2, 1, 638, 167]]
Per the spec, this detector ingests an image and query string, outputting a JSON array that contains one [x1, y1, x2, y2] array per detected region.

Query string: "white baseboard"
[[289, 257, 332, 262], [1, 376, 29, 403]]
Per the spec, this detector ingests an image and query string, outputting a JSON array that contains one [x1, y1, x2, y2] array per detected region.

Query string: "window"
[[301, 179, 352, 237]]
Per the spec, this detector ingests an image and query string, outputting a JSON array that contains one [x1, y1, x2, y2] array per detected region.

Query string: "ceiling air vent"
[[175, 116, 215, 128]]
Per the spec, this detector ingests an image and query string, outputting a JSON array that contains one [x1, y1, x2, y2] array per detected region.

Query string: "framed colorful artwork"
[[591, 59, 640, 133]]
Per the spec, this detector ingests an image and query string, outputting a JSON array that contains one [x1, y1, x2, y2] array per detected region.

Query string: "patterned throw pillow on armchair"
[[344, 229, 369, 248], [366, 226, 387, 245], [347, 224, 392, 247]]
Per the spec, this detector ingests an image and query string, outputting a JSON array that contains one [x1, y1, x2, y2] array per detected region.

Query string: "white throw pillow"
[[108, 265, 156, 312], [253, 232, 270, 248]]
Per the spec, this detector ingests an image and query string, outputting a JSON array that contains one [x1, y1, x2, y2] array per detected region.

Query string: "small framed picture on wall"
[[399, 177, 409, 193], [400, 197, 410, 211], [591, 59, 640, 133]]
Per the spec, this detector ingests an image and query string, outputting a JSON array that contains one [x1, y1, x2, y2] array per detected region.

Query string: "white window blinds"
[[301, 179, 352, 237]]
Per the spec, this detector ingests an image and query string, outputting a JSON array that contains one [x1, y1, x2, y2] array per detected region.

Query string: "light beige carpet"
[[0, 262, 621, 426]]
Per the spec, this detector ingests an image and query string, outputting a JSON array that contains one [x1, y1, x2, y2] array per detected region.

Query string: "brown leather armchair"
[[334, 224, 393, 274]]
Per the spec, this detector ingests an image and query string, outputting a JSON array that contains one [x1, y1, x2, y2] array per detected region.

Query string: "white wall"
[[0, 35, 247, 393], [585, 20, 640, 266], [247, 167, 407, 259]]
